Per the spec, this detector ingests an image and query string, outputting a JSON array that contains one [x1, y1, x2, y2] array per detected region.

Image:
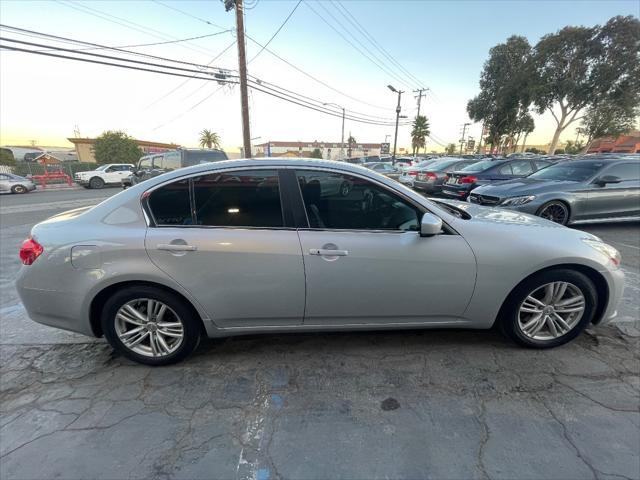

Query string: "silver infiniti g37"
[[16, 159, 624, 365]]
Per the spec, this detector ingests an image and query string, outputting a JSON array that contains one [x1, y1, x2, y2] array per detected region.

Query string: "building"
[[67, 137, 180, 163], [253, 140, 383, 161], [587, 131, 640, 154]]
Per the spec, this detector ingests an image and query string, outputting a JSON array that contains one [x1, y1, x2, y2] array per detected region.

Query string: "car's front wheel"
[[537, 200, 570, 225], [101, 286, 202, 365], [499, 269, 597, 348], [11, 185, 28, 194], [89, 177, 105, 189]]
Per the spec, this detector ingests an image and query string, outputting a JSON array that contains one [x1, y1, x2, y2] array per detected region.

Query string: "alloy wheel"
[[539, 203, 568, 225], [517, 282, 585, 341], [114, 298, 184, 357]]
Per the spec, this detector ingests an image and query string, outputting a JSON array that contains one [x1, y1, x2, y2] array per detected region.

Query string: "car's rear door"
[[144, 168, 305, 328], [293, 168, 476, 326], [587, 162, 640, 219]]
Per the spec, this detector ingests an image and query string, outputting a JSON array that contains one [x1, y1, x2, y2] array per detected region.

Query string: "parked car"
[[0, 172, 36, 194], [362, 162, 401, 180], [441, 157, 555, 200], [398, 158, 444, 187], [74, 164, 134, 189], [125, 148, 228, 188], [413, 158, 480, 195], [469, 157, 640, 225], [17, 158, 623, 365]]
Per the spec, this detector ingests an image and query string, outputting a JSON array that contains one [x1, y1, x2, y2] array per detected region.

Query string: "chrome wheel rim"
[[539, 203, 568, 224], [518, 282, 585, 341], [115, 298, 184, 357]]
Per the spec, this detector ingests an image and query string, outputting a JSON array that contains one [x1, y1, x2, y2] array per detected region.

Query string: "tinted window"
[[296, 170, 420, 231], [152, 156, 164, 169], [603, 163, 640, 181], [529, 164, 601, 181], [139, 157, 152, 169], [461, 160, 497, 172], [184, 150, 228, 166], [193, 170, 283, 227], [498, 164, 513, 175], [534, 160, 553, 170], [148, 179, 192, 226], [163, 151, 181, 171], [511, 161, 534, 175]]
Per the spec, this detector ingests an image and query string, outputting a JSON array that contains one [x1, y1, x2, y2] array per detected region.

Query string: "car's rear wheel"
[[101, 286, 201, 365], [89, 177, 105, 189], [11, 185, 27, 194], [537, 201, 570, 225], [499, 269, 597, 348]]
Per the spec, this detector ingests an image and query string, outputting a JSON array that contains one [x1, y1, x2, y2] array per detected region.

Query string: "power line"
[[151, 0, 229, 30], [248, 0, 301, 62], [305, 1, 414, 91], [331, 1, 426, 89]]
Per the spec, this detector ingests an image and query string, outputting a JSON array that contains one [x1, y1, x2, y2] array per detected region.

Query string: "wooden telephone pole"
[[226, 0, 252, 158]]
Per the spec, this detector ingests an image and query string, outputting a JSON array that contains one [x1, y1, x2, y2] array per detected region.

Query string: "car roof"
[[553, 158, 638, 168]]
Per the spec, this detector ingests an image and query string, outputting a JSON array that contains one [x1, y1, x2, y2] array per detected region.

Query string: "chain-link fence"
[[11, 162, 98, 183]]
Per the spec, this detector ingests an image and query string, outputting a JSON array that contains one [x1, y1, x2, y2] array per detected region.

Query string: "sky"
[[1, 0, 638, 153]]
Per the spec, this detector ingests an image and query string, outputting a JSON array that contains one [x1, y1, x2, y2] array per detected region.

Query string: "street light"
[[387, 84, 404, 164], [323, 102, 345, 160]]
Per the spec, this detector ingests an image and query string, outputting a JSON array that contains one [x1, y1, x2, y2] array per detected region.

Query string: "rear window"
[[460, 160, 497, 172], [184, 150, 228, 166]]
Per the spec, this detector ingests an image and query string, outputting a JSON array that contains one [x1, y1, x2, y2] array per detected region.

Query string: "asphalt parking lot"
[[1, 187, 639, 480]]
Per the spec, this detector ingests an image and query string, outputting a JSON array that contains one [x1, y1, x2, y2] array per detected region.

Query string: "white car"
[[74, 164, 135, 189]]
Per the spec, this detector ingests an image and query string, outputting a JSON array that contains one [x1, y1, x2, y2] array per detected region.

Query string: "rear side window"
[[603, 163, 640, 181], [139, 157, 152, 169], [152, 155, 164, 169], [163, 151, 181, 171], [148, 179, 192, 226], [534, 160, 553, 170], [498, 164, 513, 175], [511, 161, 534, 175], [193, 170, 283, 227]]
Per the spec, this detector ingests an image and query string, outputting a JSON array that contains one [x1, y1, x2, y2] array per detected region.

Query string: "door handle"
[[309, 248, 348, 256], [157, 243, 197, 252]]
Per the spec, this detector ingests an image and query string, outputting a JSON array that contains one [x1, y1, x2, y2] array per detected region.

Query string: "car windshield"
[[529, 164, 601, 181], [460, 160, 497, 172]]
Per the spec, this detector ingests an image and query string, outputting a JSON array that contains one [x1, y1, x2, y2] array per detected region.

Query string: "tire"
[[101, 285, 202, 366], [537, 200, 570, 225], [499, 269, 597, 349], [11, 184, 27, 194], [89, 177, 105, 189]]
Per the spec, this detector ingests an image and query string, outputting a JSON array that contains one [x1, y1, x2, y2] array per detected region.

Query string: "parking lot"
[[1, 187, 639, 479]]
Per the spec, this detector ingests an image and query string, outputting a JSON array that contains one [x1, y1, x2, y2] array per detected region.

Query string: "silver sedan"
[[16, 159, 624, 365], [0, 172, 36, 194]]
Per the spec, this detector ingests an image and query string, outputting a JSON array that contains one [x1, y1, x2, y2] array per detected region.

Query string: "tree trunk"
[[521, 132, 529, 153], [548, 126, 564, 154]]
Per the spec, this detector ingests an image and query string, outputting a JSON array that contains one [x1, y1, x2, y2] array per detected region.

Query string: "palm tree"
[[411, 115, 430, 155], [198, 129, 221, 149]]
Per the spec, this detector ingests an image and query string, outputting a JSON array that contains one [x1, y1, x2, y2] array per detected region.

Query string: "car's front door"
[[104, 165, 130, 184], [294, 169, 476, 326], [587, 162, 640, 219], [144, 169, 305, 328]]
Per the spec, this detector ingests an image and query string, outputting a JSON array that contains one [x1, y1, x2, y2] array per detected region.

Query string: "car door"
[[144, 169, 305, 328], [103, 165, 127, 184], [294, 169, 476, 326], [587, 162, 640, 219]]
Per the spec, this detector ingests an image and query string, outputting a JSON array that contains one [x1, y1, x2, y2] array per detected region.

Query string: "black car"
[[441, 157, 555, 200], [413, 158, 479, 194], [124, 148, 228, 188]]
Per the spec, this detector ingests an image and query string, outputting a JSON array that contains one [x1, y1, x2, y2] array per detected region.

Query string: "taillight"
[[425, 172, 437, 180], [408, 170, 418, 177], [460, 175, 477, 184], [19, 237, 43, 265]]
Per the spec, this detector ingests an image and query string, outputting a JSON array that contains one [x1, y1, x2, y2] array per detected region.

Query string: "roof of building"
[[67, 137, 179, 148], [255, 141, 381, 149]]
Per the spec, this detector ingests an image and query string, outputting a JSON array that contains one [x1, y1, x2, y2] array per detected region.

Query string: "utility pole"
[[459, 122, 470, 154], [226, 0, 251, 158], [413, 88, 428, 118], [388, 85, 404, 165], [324, 103, 345, 160]]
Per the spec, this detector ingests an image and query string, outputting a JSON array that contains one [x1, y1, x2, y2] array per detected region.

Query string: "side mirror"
[[594, 175, 622, 186], [420, 213, 443, 237]]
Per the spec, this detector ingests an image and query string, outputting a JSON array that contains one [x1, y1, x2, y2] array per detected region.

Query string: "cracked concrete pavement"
[[1, 188, 639, 479]]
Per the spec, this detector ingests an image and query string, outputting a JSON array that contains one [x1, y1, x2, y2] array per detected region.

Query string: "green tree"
[[563, 140, 585, 154], [411, 115, 430, 155], [198, 129, 221, 149], [445, 143, 457, 155], [581, 101, 638, 144], [310, 148, 323, 159], [93, 131, 142, 166], [467, 36, 534, 153], [531, 15, 640, 154], [0, 149, 16, 166]]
